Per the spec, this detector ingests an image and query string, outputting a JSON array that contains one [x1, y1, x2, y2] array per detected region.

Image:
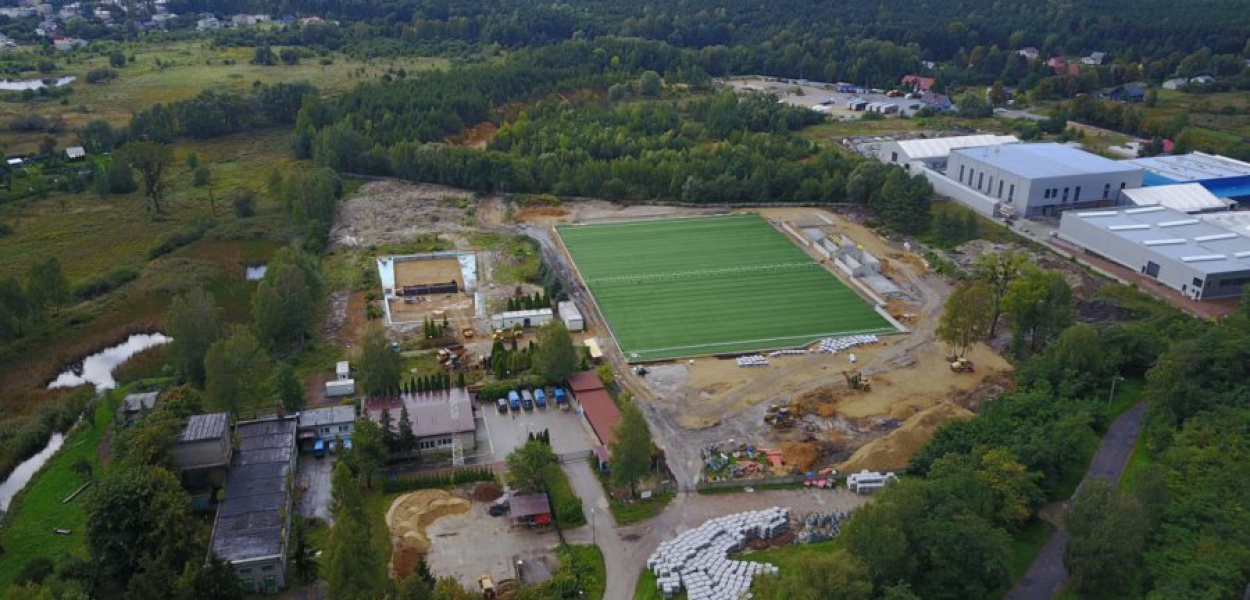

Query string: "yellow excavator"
[[843, 370, 872, 392]]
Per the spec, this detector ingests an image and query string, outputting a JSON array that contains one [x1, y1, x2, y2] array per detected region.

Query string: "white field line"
[[628, 327, 896, 357], [584, 261, 816, 285]]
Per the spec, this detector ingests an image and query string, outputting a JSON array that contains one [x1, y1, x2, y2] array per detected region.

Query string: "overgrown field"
[[558, 214, 892, 361]]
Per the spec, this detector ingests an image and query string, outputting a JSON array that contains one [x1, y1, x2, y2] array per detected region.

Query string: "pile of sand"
[[473, 481, 503, 502], [838, 403, 974, 473], [782, 442, 820, 473], [386, 490, 471, 577]]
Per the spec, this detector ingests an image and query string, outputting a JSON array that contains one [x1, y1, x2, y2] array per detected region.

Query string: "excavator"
[[843, 370, 872, 392], [763, 402, 798, 428]]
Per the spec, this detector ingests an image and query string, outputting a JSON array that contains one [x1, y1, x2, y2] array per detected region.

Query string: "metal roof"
[[364, 388, 475, 439], [210, 418, 296, 564], [180, 412, 229, 443], [1066, 206, 1250, 274], [492, 308, 553, 319], [893, 135, 1019, 161], [1122, 183, 1232, 213], [1126, 152, 1250, 182], [1199, 212, 1250, 239], [557, 300, 582, 320], [953, 142, 1142, 179], [510, 493, 551, 518], [297, 405, 356, 429]]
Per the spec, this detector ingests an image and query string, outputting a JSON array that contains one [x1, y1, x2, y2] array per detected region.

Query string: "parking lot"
[[721, 76, 928, 117], [424, 498, 561, 589], [472, 400, 600, 463]]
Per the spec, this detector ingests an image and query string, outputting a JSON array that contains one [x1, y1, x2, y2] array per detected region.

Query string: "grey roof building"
[[122, 391, 158, 415], [1059, 205, 1250, 299], [209, 417, 298, 593], [174, 412, 231, 472]]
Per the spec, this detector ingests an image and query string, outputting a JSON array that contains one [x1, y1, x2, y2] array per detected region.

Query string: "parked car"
[[554, 387, 568, 409], [488, 502, 509, 517], [521, 390, 534, 411], [534, 388, 547, 409], [496, 397, 508, 414], [313, 439, 326, 458], [508, 390, 521, 412]]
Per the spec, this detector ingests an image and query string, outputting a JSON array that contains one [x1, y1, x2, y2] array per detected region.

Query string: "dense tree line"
[[129, 81, 318, 142]]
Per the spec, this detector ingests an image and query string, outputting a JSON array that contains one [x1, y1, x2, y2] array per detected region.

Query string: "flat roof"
[[1122, 183, 1231, 213], [210, 418, 296, 564], [297, 405, 355, 429], [1126, 152, 1250, 182], [893, 134, 1019, 161], [953, 142, 1142, 179], [180, 412, 229, 443], [557, 300, 582, 320], [1199, 212, 1250, 239], [1065, 206, 1250, 274], [510, 493, 551, 518], [492, 308, 553, 319], [364, 388, 474, 438]]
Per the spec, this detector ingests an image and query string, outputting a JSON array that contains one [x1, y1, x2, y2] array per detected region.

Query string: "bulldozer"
[[949, 357, 975, 373], [843, 370, 872, 392]]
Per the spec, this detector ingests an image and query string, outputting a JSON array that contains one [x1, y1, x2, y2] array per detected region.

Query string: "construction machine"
[[763, 403, 796, 428], [843, 370, 872, 392], [950, 357, 975, 373], [478, 574, 496, 599]]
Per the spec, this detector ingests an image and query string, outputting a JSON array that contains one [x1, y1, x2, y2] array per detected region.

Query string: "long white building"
[[877, 134, 1019, 172]]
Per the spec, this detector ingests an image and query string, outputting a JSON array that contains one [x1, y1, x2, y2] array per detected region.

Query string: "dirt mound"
[[782, 442, 820, 473], [838, 403, 974, 472], [518, 205, 571, 223], [386, 490, 471, 577], [793, 386, 843, 414], [473, 481, 503, 502]]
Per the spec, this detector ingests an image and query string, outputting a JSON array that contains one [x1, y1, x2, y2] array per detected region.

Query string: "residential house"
[[1017, 47, 1040, 61], [65, 146, 85, 160], [1190, 75, 1215, 85], [196, 15, 220, 30], [295, 405, 355, 452], [920, 91, 952, 111], [1104, 82, 1146, 103], [1082, 51, 1108, 66], [121, 391, 158, 420], [900, 74, 934, 93], [1162, 78, 1189, 90], [1048, 57, 1081, 75]]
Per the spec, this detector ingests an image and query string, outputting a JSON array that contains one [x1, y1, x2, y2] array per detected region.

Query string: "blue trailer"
[[508, 390, 521, 412], [521, 390, 534, 411], [534, 388, 547, 409]]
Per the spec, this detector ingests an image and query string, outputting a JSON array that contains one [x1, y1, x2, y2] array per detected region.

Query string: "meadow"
[[558, 214, 892, 361]]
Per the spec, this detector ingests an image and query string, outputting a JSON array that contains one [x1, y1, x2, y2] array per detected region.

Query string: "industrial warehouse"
[[1059, 205, 1250, 300]]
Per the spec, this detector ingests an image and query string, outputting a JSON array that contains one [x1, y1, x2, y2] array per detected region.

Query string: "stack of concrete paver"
[[818, 334, 879, 354], [767, 349, 809, 357], [736, 355, 769, 367], [646, 507, 789, 600], [796, 510, 850, 544]]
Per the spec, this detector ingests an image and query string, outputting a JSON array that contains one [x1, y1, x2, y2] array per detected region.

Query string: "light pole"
[[1108, 375, 1125, 411], [590, 507, 596, 546]]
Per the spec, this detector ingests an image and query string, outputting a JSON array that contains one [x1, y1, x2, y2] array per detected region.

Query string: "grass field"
[[558, 214, 893, 361]]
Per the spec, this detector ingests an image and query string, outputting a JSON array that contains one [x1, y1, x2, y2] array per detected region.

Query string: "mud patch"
[[386, 490, 472, 578]]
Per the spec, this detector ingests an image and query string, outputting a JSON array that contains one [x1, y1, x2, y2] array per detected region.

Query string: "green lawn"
[[1117, 433, 1152, 493], [609, 490, 674, 525], [558, 214, 892, 361], [560, 544, 606, 600], [0, 395, 115, 589]]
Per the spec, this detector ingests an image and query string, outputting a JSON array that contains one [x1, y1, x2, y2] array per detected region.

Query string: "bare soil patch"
[[331, 181, 477, 249], [394, 258, 465, 289], [839, 402, 975, 472], [386, 490, 471, 578]]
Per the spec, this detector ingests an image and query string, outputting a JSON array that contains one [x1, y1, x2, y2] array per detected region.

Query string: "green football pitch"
[[557, 214, 894, 361]]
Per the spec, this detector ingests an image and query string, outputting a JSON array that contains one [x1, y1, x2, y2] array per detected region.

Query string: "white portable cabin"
[[336, 361, 350, 381], [847, 470, 897, 494], [326, 379, 356, 398], [490, 308, 553, 330], [557, 300, 584, 332]]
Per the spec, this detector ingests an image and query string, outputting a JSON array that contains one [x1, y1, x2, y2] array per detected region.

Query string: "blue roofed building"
[[1124, 152, 1250, 203]]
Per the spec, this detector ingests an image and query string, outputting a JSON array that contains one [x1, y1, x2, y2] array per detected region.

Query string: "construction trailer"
[[847, 470, 897, 494], [490, 308, 554, 330], [326, 379, 356, 397], [335, 361, 350, 380], [558, 300, 585, 332]]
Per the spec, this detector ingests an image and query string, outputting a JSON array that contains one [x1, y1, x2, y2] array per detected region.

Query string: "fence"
[[695, 474, 808, 492]]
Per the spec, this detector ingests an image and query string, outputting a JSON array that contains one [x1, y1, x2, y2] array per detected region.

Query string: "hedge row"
[[381, 465, 496, 493]]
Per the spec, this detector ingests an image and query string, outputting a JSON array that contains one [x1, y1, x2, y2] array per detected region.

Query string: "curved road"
[[1004, 402, 1147, 600]]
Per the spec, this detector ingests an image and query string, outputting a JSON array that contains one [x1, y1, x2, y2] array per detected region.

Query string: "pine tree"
[[379, 409, 396, 453], [397, 406, 416, 454], [456, 371, 466, 388]]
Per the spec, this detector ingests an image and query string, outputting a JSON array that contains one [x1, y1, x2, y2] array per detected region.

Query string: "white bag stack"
[[646, 507, 790, 600], [817, 334, 878, 354]]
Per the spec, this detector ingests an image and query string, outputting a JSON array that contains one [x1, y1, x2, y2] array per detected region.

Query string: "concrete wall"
[[173, 437, 230, 471], [919, 167, 1001, 217], [235, 556, 287, 592]]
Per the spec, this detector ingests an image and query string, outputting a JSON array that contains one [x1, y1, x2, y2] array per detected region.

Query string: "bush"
[[380, 466, 496, 493], [0, 221, 13, 237], [72, 265, 140, 300], [85, 68, 118, 84], [546, 465, 586, 527], [192, 166, 211, 187], [145, 220, 212, 259], [230, 190, 256, 217]]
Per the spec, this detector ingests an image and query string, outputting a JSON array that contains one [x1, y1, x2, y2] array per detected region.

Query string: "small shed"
[[326, 379, 355, 397], [557, 300, 584, 332], [336, 360, 350, 380], [490, 308, 553, 330], [583, 338, 603, 361], [65, 146, 85, 161], [122, 391, 159, 419], [510, 493, 552, 526]]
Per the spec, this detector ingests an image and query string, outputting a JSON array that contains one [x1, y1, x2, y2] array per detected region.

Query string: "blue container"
[[508, 390, 521, 411], [534, 388, 547, 408]]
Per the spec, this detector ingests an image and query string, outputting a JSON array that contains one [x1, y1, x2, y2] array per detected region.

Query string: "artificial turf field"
[[557, 214, 894, 361]]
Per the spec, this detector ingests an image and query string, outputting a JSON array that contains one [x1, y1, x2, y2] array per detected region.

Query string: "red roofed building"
[[901, 75, 934, 93], [566, 371, 622, 450]]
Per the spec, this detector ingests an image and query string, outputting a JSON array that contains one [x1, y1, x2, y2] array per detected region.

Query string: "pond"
[[0, 433, 64, 512], [245, 264, 268, 281], [0, 76, 76, 92], [47, 332, 172, 392]]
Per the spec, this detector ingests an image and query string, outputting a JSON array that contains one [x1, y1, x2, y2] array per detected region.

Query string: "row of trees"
[[0, 256, 69, 344]]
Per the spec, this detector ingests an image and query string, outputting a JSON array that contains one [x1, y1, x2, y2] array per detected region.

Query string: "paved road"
[[1004, 403, 1147, 600]]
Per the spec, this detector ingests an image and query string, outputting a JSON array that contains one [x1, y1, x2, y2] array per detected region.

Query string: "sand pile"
[[386, 490, 471, 577], [473, 481, 503, 502], [838, 403, 974, 472]]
